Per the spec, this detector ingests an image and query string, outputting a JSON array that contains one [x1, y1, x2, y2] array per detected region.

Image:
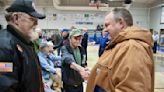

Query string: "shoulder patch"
[[0, 62, 13, 72]]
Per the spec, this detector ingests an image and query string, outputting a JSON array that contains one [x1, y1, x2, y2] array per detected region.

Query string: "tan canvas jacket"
[[86, 26, 154, 92]]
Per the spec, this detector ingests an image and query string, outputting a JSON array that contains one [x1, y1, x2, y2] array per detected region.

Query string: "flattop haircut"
[[112, 8, 133, 26]]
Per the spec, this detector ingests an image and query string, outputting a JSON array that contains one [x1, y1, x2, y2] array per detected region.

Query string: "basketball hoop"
[[89, 1, 107, 10], [96, 2, 99, 9]]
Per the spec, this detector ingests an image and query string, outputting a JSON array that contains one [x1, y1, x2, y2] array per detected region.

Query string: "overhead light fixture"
[[124, 0, 132, 4]]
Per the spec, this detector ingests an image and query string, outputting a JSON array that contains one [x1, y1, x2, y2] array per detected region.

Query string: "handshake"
[[79, 67, 91, 80]]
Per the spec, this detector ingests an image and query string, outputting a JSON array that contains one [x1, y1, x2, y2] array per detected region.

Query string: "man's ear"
[[12, 13, 19, 25], [118, 17, 125, 29]]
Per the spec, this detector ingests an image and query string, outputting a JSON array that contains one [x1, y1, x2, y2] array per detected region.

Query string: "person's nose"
[[103, 28, 108, 32]]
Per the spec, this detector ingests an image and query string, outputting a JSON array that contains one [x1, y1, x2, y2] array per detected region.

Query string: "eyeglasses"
[[19, 13, 38, 25], [73, 36, 82, 41]]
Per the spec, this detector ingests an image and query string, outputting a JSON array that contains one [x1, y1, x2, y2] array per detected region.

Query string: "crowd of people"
[[0, 0, 155, 92]]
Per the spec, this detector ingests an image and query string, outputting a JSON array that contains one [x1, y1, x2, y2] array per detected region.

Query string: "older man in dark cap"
[[0, 0, 46, 92]]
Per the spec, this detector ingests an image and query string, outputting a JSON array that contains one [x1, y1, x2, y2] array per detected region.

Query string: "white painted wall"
[[0, 7, 149, 30], [150, 6, 164, 32], [38, 7, 150, 29], [0, 8, 7, 29], [130, 8, 149, 28], [37, 7, 107, 29]]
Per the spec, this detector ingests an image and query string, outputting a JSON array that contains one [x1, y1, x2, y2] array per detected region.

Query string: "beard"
[[29, 30, 39, 41]]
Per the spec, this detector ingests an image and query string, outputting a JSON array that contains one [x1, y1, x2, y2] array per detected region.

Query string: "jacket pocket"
[[94, 64, 114, 92]]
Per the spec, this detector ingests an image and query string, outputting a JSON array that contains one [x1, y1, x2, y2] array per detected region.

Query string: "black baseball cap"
[[6, 0, 46, 19]]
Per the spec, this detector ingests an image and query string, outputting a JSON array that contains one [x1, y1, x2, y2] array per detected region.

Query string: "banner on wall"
[[75, 22, 93, 25]]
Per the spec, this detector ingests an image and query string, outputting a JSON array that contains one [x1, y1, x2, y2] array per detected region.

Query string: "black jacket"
[[61, 44, 86, 86], [0, 25, 44, 92], [53, 35, 70, 49], [81, 32, 88, 49]]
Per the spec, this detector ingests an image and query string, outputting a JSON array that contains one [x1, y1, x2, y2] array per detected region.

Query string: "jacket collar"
[[38, 51, 48, 58], [65, 44, 83, 55], [105, 26, 153, 50], [66, 44, 74, 54], [7, 25, 33, 45]]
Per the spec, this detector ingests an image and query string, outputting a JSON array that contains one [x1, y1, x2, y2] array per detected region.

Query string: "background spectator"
[[81, 27, 88, 66]]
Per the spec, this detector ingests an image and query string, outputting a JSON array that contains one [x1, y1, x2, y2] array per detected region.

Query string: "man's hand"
[[79, 67, 90, 80], [44, 82, 50, 88], [70, 62, 90, 80]]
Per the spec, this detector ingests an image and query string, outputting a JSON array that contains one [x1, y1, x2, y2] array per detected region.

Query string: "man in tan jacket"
[[86, 8, 154, 92]]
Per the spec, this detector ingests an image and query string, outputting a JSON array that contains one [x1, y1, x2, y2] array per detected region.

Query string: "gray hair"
[[5, 12, 13, 22], [112, 8, 133, 26], [39, 42, 49, 50], [5, 12, 28, 22]]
